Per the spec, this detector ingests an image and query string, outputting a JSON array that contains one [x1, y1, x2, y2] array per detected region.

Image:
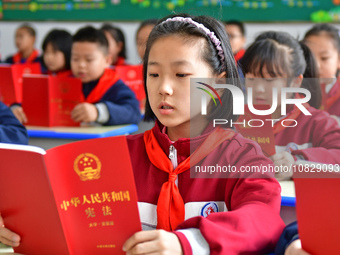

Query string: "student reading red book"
[[70, 26, 140, 126], [0, 14, 284, 254], [241, 31, 340, 181]]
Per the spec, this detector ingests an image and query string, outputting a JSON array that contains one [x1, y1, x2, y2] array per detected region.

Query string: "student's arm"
[[97, 80, 141, 125], [291, 110, 340, 164], [0, 102, 28, 144], [174, 141, 285, 255]]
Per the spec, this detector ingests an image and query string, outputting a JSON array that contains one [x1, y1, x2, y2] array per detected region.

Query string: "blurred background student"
[[10, 29, 73, 124], [303, 23, 340, 123], [4, 23, 40, 65], [70, 26, 140, 126], [135, 19, 158, 61], [224, 20, 246, 62], [100, 23, 127, 66], [41, 29, 72, 76]]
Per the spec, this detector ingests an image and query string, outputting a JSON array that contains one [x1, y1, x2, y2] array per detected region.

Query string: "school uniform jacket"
[[82, 78, 141, 126], [127, 121, 285, 255], [327, 80, 340, 118], [275, 106, 340, 164], [0, 102, 28, 145]]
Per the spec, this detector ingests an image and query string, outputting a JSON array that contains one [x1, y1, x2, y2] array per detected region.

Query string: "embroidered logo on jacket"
[[201, 202, 218, 217]]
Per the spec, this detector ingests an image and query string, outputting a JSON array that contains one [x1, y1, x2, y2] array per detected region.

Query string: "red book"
[[0, 136, 141, 255], [115, 65, 145, 111], [22, 75, 84, 127], [294, 164, 340, 254], [0, 63, 41, 105], [235, 105, 276, 157]]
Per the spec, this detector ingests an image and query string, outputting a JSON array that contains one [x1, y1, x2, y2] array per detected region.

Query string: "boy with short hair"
[[70, 26, 141, 126], [5, 24, 40, 64]]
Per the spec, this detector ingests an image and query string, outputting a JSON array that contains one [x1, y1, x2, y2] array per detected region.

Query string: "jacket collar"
[[151, 120, 216, 159]]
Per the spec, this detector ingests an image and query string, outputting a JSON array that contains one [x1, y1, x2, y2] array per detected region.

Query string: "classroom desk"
[[27, 124, 138, 150], [279, 180, 296, 225]]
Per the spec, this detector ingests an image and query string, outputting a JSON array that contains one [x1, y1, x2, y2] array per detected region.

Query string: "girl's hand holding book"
[[0, 214, 21, 247], [123, 229, 183, 255]]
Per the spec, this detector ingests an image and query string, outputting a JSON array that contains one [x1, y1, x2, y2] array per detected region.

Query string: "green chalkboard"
[[0, 0, 339, 22]]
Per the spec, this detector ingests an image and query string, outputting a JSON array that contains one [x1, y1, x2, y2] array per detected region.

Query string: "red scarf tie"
[[13, 49, 39, 64], [144, 127, 235, 231], [234, 48, 245, 62], [85, 68, 120, 103]]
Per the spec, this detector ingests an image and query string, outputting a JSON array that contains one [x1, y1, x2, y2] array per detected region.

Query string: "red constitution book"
[[0, 63, 41, 105], [0, 136, 141, 255], [115, 65, 145, 112], [22, 75, 84, 127], [235, 104, 276, 157]]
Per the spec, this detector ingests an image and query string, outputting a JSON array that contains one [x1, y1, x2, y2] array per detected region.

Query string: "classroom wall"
[[1, 22, 340, 65]]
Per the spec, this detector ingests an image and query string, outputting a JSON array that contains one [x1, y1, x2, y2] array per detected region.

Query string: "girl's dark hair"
[[241, 31, 306, 78], [42, 29, 72, 70], [143, 13, 241, 123], [299, 41, 322, 109], [100, 23, 126, 59], [304, 23, 340, 52], [136, 19, 158, 37]]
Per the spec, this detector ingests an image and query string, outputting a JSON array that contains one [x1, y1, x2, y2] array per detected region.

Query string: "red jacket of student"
[[127, 121, 285, 255], [275, 106, 340, 164]]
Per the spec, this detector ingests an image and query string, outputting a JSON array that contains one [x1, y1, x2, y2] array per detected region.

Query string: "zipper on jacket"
[[169, 145, 178, 169]]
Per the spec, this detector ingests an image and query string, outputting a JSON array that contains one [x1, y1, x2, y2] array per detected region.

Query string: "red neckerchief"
[[114, 56, 126, 66], [47, 70, 72, 77], [234, 48, 245, 62], [13, 49, 39, 64], [143, 126, 235, 231], [85, 68, 120, 103], [273, 94, 310, 135]]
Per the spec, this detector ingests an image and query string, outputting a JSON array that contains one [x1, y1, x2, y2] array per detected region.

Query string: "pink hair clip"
[[160, 17, 226, 69]]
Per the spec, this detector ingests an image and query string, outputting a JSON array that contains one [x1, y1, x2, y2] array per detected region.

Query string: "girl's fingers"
[[127, 240, 159, 255], [0, 227, 21, 247], [123, 230, 159, 252]]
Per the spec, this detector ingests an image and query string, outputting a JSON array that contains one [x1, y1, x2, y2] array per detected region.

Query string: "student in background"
[[0, 14, 284, 254], [10, 29, 73, 124], [4, 24, 40, 64], [0, 102, 28, 145], [240, 31, 340, 180], [100, 24, 127, 66], [135, 19, 158, 60], [41, 29, 72, 76], [224, 20, 246, 62], [70, 26, 140, 126], [303, 23, 340, 122]]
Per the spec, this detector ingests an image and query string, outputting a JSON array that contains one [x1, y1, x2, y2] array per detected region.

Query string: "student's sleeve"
[[275, 221, 299, 255], [174, 141, 285, 255], [291, 110, 340, 164], [97, 80, 141, 126], [0, 102, 28, 144]]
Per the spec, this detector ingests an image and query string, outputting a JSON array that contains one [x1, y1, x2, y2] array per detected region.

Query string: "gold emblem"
[[74, 153, 101, 181]]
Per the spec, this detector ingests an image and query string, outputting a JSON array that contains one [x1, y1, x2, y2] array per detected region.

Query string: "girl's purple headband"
[[160, 17, 225, 69]]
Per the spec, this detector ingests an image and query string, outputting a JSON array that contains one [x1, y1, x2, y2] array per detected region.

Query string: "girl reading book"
[[0, 14, 285, 254]]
